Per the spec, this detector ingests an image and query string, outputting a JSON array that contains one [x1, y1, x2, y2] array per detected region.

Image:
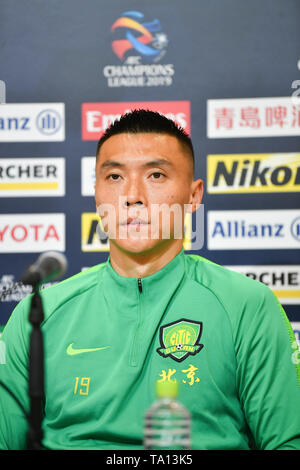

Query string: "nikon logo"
[[207, 153, 300, 193]]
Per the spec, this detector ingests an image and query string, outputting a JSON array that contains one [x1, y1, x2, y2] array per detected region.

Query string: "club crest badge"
[[157, 319, 204, 362]]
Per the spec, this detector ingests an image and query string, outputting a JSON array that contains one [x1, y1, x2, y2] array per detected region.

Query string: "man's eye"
[[151, 172, 164, 179], [108, 174, 121, 180]]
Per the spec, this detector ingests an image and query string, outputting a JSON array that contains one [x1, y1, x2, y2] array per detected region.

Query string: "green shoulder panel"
[[186, 252, 300, 386]]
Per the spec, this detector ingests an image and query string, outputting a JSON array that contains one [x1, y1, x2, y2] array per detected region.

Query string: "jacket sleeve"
[[234, 284, 300, 450], [0, 296, 31, 450]]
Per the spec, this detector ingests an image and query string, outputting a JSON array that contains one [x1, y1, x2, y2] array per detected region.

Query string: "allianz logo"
[[0, 109, 62, 135], [211, 218, 300, 240], [0, 116, 30, 130]]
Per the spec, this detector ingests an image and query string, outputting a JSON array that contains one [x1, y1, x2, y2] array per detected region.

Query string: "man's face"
[[95, 132, 203, 255]]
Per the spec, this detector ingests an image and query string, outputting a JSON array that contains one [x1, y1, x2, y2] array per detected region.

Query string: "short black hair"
[[96, 109, 194, 172]]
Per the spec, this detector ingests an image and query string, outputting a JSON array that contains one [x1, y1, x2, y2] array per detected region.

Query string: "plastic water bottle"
[[143, 380, 191, 450]]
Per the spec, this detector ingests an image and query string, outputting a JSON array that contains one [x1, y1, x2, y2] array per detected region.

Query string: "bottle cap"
[[155, 380, 179, 398]]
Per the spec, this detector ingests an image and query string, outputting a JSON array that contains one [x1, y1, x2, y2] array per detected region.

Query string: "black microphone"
[[21, 251, 67, 286]]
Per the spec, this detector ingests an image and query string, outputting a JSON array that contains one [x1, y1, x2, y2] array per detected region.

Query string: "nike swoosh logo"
[[66, 343, 110, 356]]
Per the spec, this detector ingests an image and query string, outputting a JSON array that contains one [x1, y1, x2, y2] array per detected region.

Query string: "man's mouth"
[[121, 218, 149, 226]]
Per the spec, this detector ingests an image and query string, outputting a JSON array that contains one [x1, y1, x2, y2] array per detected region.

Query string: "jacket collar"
[[103, 246, 186, 297]]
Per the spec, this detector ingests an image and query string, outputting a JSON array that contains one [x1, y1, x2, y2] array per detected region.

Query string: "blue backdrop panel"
[[0, 0, 299, 328]]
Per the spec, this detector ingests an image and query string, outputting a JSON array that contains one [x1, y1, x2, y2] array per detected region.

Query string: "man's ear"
[[187, 178, 203, 213]]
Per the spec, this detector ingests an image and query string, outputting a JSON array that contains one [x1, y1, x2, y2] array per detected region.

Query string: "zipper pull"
[[138, 278, 143, 293]]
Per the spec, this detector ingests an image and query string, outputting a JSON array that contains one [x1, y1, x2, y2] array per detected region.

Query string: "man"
[[0, 110, 299, 450]]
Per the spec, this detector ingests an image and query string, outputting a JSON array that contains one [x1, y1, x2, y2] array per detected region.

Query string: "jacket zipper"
[[130, 278, 143, 366]]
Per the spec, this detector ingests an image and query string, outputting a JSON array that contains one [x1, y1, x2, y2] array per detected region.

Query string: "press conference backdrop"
[[0, 0, 300, 348]]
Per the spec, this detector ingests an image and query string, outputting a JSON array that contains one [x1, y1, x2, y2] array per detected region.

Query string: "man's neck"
[[109, 240, 183, 278]]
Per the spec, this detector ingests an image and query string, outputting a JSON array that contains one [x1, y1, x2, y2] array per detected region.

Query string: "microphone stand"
[[21, 251, 67, 449], [26, 282, 45, 450]]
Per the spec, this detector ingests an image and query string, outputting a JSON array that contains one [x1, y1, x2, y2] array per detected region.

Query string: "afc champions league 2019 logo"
[[111, 11, 168, 64], [103, 11, 174, 87]]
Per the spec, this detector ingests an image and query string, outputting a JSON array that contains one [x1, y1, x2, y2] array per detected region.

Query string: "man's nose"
[[124, 177, 145, 207]]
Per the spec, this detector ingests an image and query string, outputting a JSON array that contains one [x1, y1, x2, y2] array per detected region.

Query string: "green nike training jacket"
[[0, 247, 299, 450]]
